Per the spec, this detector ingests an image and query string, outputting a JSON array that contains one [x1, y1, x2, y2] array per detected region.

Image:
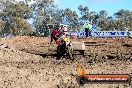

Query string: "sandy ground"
[[0, 36, 132, 88]]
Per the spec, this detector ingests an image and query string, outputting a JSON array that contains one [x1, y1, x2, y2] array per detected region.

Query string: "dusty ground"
[[0, 36, 132, 88]]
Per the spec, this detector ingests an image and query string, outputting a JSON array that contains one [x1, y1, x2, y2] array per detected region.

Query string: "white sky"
[[15, 0, 35, 5], [15, 0, 60, 5], [54, 0, 60, 5]]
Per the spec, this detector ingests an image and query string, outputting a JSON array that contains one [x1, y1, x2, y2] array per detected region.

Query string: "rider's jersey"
[[63, 37, 70, 42], [85, 24, 90, 29], [55, 30, 65, 38], [51, 29, 59, 37]]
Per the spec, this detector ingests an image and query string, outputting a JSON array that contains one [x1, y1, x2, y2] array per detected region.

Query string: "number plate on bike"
[[71, 42, 85, 50]]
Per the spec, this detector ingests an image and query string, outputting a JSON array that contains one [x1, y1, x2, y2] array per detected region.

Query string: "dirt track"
[[0, 36, 132, 88]]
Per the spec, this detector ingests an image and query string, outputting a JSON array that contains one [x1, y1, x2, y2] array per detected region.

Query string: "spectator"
[[84, 22, 91, 37]]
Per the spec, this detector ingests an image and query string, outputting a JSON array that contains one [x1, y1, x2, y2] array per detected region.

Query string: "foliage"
[[0, 0, 132, 37], [31, 0, 56, 36], [0, 0, 32, 37]]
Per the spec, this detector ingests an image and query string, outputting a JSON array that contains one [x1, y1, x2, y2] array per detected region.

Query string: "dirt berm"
[[0, 36, 132, 88]]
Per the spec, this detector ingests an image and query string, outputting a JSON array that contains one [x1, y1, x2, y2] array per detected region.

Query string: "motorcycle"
[[56, 37, 73, 60]]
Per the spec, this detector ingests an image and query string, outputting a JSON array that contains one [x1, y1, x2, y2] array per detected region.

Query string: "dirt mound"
[[0, 36, 50, 46], [0, 36, 52, 54], [74, 37, 131, 43], [0, 48, 42, 62], [0, 36, 132, 88]]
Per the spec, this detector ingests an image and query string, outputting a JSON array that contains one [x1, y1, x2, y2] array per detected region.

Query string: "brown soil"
[[0, 36, 132, 88]]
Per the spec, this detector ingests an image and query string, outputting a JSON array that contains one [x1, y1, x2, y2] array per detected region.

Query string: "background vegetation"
[[0, 0, 131, 37]]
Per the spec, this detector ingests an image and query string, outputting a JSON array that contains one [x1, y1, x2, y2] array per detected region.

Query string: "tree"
[[94, 10, 108, 30], [89, 11, 97, 23], [114, 9, 132, 30], [31, 0, 57, 36], [63, 8, 79, 31], [78, 5, 90, 21], [0, 0, 32, 36]]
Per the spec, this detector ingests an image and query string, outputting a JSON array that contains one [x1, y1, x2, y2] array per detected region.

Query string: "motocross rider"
[[51, 24, 71, 59], [50, 24, 65, 45]]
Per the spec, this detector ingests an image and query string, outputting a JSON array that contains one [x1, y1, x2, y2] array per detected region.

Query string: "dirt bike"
[[56, 37, 73, 60]]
